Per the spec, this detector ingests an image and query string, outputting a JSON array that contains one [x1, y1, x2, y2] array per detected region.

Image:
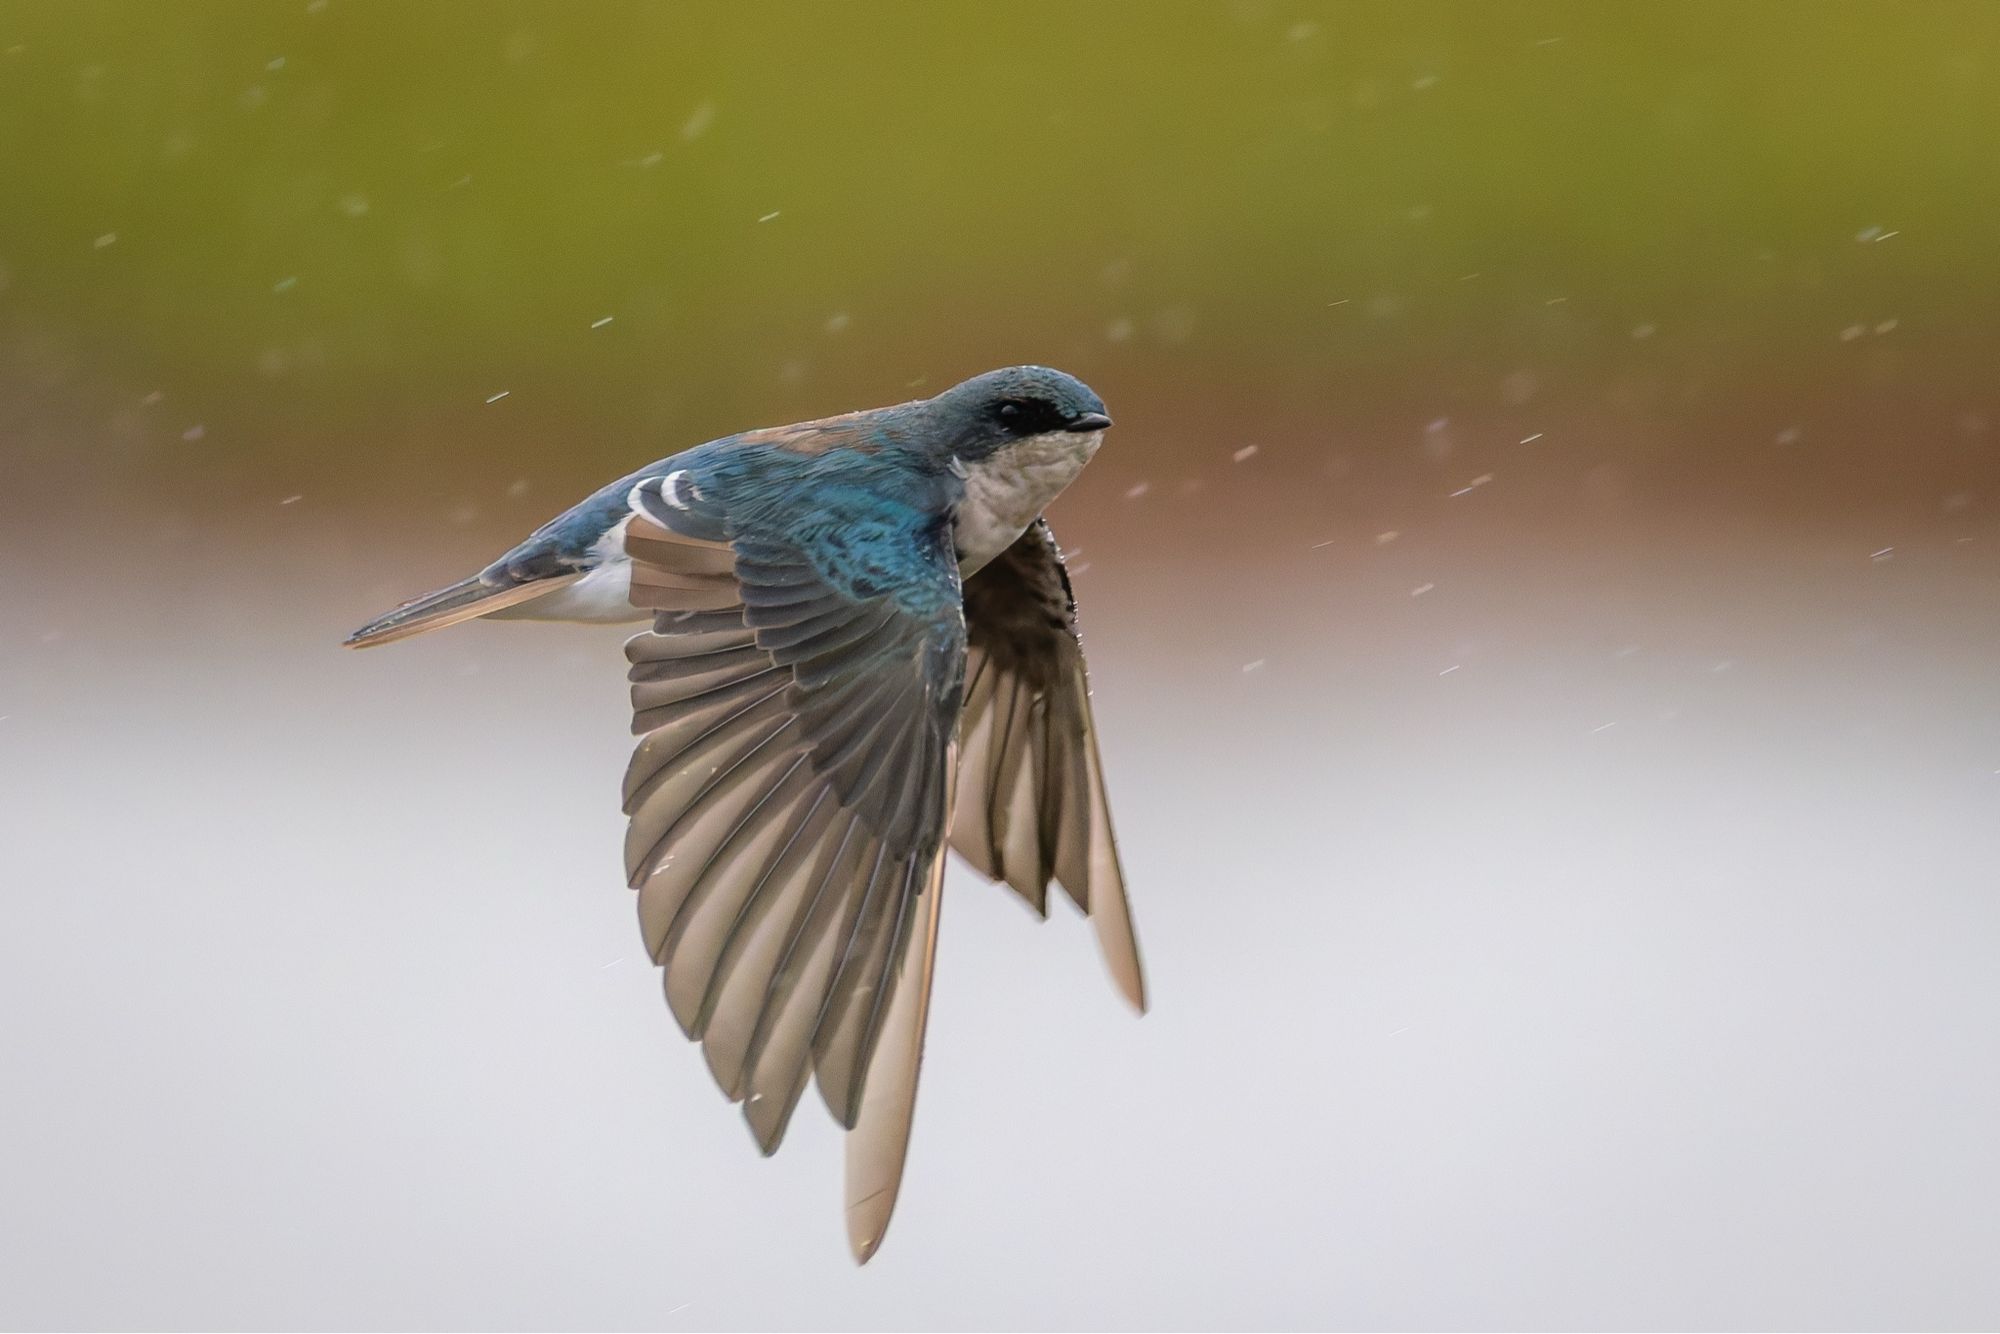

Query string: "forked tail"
[[343, 573, 570, 649]]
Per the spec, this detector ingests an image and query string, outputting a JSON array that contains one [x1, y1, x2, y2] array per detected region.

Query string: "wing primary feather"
[[659, 755, 816, 1032], [785, 609, 904, 687], [756, 602, 883, 654], [627, 640, 768, 681], [806, 678, 915, 796], [1049, 682, 1096, 908], [626, 608, 751, 653], [743, 819, 877, 1152], [777, 605, 902, 680], [624, 711, 796, 888], [799, 671, 905, 767], [743, 591, 847, 626], [633, 726, 807, 964], [630, 664, 784, 737], [950, 661, 1004, 883], [625, 626, 757, 661], [735, 556, 814, 587], [818, 852, 922, 1130], [960, 648, 993, 712], [1080, 706, 1146, 1013], [656, 751, 814, 961], [983, 681, 1023, 886], [1036, 702, 1066, 890], [622, 678, 788, 823], [698, 784, 839, 1096], [845, 755, 954, 1264], [623, 676, 788, 811], [810, 839, 894, 1128], [831, 687, 925, 829], [989, 684, 1045, 906]]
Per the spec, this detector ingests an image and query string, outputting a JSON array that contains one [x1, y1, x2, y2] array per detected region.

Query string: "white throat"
[[953, 429, 1103, 573]]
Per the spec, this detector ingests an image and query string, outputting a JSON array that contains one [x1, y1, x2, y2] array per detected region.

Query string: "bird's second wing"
[[954, 520, 1145, 1012], [617, 470, 965, 1261]]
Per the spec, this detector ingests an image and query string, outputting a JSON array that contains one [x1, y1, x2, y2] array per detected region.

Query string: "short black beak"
[[1067, 411, 1113, 432]]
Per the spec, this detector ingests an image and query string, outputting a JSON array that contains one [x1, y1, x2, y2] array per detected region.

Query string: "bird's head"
[[925, 366, 1113, 464]]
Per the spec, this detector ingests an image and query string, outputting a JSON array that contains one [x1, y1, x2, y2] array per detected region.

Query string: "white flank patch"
[[488, 517, 647, 624], [509, 559, 642, 622]]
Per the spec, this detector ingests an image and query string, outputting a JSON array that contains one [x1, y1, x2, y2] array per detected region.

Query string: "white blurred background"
[[3, 490, 1996, 1327]]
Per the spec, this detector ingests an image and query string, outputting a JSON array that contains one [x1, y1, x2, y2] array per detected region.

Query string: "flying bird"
[[346, 366, 1145, 1262]]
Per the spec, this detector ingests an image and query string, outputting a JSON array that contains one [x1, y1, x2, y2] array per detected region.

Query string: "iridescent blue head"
[[924, 366, 1112, 462]]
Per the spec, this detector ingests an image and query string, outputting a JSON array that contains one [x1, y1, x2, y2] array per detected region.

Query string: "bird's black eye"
[[995, 400, 1023, 426]]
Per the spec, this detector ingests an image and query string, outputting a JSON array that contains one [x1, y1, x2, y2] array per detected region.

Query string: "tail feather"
[[344, 573, 572, 649]]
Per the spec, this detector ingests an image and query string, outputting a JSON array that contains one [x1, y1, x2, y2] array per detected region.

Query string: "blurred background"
[[4, 1, 1999, 1327]]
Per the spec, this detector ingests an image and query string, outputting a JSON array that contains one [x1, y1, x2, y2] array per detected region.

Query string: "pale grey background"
[[3, 492, 1997, 1329]]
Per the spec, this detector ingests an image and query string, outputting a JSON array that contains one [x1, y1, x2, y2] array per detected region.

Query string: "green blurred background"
[[5, 4, 2000, 1330], [5, 0, 1998, 519]]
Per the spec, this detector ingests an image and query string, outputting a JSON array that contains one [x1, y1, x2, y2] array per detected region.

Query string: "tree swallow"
[[346, 366, 1145, 1262]]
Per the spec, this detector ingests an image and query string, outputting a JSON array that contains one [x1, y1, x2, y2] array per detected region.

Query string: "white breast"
[[954, 429, 1103, 573]]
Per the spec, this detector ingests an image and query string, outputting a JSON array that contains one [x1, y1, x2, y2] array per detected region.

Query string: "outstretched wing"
[[617, 468, 965, 1261], [954, 520, 1146, 1012]]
